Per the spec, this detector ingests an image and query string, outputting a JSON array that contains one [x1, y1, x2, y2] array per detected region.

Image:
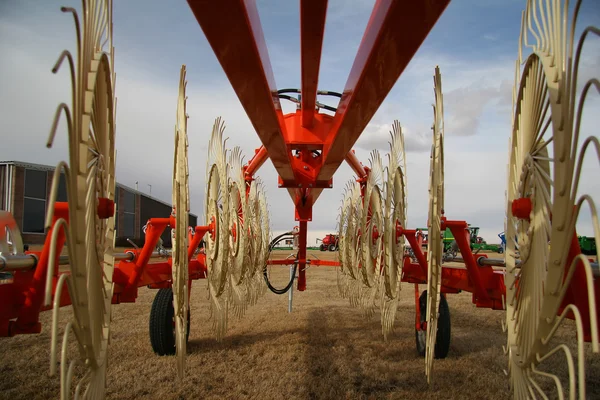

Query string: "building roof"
[[1, 160, 197, 218], [0, 160, 58, 172]]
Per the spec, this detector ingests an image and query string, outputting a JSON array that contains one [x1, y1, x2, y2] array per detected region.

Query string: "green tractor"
[[417, 225, 502, 255], [442, 225, 485, 251], [578, 236, 597, 255]]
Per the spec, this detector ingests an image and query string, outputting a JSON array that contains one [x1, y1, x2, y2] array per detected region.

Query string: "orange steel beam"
[[244, 146, 269, 179], [317, 0, 450, 181], [345, 150, 367, 179], [186, 0, 295, 182], [300, 0, 328, 128]]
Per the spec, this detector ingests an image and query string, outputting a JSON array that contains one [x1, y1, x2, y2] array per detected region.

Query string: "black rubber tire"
[[415, 290, 451, 359], [320, 244, 325, 251], [328, 244, 336, 251], [149, 288, 190, 356]]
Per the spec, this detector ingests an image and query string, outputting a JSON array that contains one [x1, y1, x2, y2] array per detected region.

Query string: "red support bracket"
[[6, 202, 70, 336], [445, 219, 492, 304], [297, 221, 308, 291], [403, 228, 427, 277]]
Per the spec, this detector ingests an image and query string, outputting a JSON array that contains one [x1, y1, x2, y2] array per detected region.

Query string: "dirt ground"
[[1, 250, 598, 399]]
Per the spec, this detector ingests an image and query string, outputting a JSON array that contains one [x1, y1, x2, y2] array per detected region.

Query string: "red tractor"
[[317, 234, 339, 251]]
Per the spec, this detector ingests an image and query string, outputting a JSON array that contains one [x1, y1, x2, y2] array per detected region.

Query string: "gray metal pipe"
[[1, 251, 166, 272], [0, 254, 38, 271]]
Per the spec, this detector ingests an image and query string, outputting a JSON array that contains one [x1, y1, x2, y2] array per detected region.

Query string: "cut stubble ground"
[[0, 250, 598, 399]]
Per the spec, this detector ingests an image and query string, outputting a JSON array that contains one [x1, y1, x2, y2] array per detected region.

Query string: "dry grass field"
[[1, 250, 598, 399]]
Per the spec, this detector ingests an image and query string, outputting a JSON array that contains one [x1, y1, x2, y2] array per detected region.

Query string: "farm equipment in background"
[[316, 233, 339, 251], [442, 225, 487, 251], [579, 236, 597, 255], [498, 232, 506, 254]]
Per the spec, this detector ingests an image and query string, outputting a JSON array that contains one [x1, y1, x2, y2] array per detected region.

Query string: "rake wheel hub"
[[511, 197, 532, 220], [97, 197, 115, 219]]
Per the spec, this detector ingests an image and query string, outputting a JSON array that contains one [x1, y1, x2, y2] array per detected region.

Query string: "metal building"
[[0, 161, 197, 247]]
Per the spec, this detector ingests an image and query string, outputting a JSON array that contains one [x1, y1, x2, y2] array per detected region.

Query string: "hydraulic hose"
[[263, 231, 297, 295]]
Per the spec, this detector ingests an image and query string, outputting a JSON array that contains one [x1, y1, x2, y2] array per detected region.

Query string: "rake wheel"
[[171, 65, 190, 379], [425, 66, 445, 384], [255, 182, 271, 299], [361, 151, 384, 289], [205, 117, 230, 341], [227, 147, 250, 318], [381, 120, 408, 340], [42, 1, 117, 398], [241, 178, 269, 307], [505, 1, 599, 398], [337, 181, 364, 306], [337, 181, 357, 298]]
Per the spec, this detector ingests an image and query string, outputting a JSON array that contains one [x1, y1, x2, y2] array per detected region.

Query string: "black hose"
[[316, 101, 337, 113], [263, 232, 297, 295], [316, 90, 343, 98], [277, 88, 301, 94], [278, 94, 300, 104]]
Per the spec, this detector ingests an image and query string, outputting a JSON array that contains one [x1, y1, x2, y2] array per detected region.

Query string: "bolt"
[[303, 166, 308, 170]]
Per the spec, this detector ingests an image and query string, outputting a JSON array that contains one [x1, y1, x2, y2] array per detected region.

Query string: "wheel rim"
[[44, 1, 116, 396], [384, 166, 406, 299], [228, 147, 249, 285], [425, 66, 444, 384], [504, 2, 600, 397], [172, 65, 190, 379], [205, 118, 230, 340], [361, 151, 384, 289]]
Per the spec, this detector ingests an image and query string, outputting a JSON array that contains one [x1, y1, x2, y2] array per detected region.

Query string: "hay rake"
[[0, 0, 598, 398]]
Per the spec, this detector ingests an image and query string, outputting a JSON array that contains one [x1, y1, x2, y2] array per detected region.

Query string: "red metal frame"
[[0, 203, 209, 337], [3, 1, 596, 351], [300, 0, 328, 128], [186, 1, 450, 291]]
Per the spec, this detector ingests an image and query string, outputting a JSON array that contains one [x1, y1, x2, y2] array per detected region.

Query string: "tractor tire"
[[149, 287, 190, 356], [328, 244, 336, 252], [320, 244, 326, 251], [415, 290, 451, 359]]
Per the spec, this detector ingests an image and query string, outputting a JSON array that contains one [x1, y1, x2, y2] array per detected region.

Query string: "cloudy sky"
[[1, 0, 598, 244]]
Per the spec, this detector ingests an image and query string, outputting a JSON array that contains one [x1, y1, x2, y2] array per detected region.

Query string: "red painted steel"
[[300, 0, 328, 128], [7, 203, 69, 335], [444, 219, 492, 304], [414, 284, 421, 330], [1, 200, 210, 337], [345, 150, 367, 179], [297, 220, 308, 291], [244, 146, 269, 179], [318, 0, 450, 181], [558, 233, 600, 342], [402, 257, 505, 310], [186, 0, 295, 182], [309, 259, 340, 267], [126, 218, 173, 288], [404, 229, 427, 276]]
